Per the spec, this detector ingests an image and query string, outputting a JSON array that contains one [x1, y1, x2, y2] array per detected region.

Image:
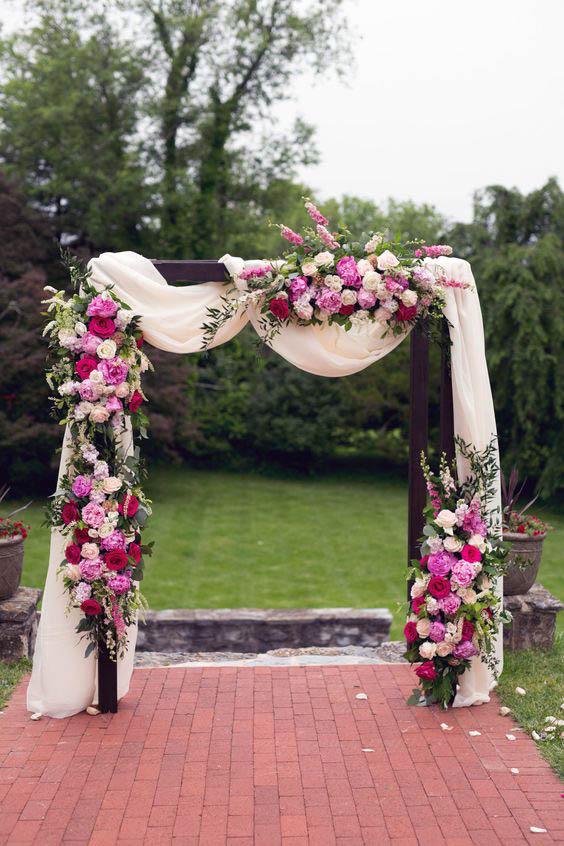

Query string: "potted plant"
[[501, 468, 552, 596], [0, 485, 31, 601]]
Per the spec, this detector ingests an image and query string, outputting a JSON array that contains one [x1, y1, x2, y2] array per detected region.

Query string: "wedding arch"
[[28, 212, 504, 719]]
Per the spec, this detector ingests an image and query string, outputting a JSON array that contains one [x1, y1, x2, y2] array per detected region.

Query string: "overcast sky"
[[1, 0, 562, 223]]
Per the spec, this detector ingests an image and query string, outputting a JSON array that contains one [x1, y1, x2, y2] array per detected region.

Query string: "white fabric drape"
[[28, 251, 500, 716]]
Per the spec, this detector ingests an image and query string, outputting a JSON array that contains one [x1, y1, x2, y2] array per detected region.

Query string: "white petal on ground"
[[532, 730, 541, 741], [361, 748, 374, 752], [440, 723, 453, 731], [468, 730, 482, 736], [530, 827, 547, 834], [30, 713, 42, 721], [505, 734, 516, 741], [510, 768, 520, 774], [515, 687, 527, 696], [355, 693, 368, 700], [544, 716, 556, 723], [499, 706, 511, 716]]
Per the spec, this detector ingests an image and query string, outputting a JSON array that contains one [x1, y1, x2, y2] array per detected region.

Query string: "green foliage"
[[0, 658, 31, 710]]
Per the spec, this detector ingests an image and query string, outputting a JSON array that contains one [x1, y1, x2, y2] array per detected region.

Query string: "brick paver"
[[0, 664, 561, 845]]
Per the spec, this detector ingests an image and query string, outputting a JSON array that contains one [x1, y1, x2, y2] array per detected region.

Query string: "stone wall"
[[504, 583, 562, 651], [137, 607, 393, 654], [0, 587, 42, 661]]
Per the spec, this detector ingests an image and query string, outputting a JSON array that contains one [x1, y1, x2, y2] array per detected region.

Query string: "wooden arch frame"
[[98, 259, 456, 712]]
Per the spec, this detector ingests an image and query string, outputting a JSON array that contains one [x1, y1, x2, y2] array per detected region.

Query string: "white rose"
[[426, 597, 440, 614], [302, 262, 318, 276], [114, 382, 130, 399], [87, 529, 99, 538], [107, 511, 119, 522], [64, 564, 81, 582], [103, 476, 122, 494], [58, 329, 77, 348], [74, 401, 93, 421], [116, 308, 133, 326], [96, 339, 117, 360], [90, 405, 110, 424], [468, 533, 487, 552], [444, 536, 463, 553], [377, 250, 400, 271], [314, 251, 334, 267], [416, 618, 431, 637], [435, 510, 458, 530], [81, 543, 100, 560], [97, 522, 114, 539], [356, 259, 373, 277], [411, 578, 428, 599], [400, 289, 418, 307], [459, 588, 478, 604], [436, 641, 454, 657], [374, 307, 393, 323], [427, 535, 444, 553], [294, 302, 313, 320], [341, 289, 357, 306], [74, 322, 87, 336], [89, 370, 104, 385], [352, 309, 370, 321], [419, 641, 437, 659], [324, 275, 342, 291], [362, 271, 381, 291], [365, 234, 382, 252]]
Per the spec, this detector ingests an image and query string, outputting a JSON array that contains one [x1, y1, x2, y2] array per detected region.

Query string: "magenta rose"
[[289, 277, 309, 302], [316, 288, 342, 314], [81, 502, 106, 528], [404, 621, 418, 644], [427, 551, 456, 577], [65, 543, 81, 565], [461, 544, 482, 563], [79, 557, 103, 582], [61, 501, 80, 525], [411, 595, 425, 614], [75, 356, 99, 381], [452, 641, 478, 660], [86, 294, 118, 318], [269, 297, 290, 320], [107, 573, 131, 595], [88, 316, 116, 339], [128, 391, 143, 413], [72, 474, 93, 498], [428, 576, 451, 599], [451, 560, 477, 587], [98, 357, 129, 386], [118, 494, 139, 517], [80, 598, 102, 616], [105, 550, 128, 571], [439, 593, 462, 615], [415, 660, 437, 681], [429, 621, 446, 643], [461, 620, 475, 641], [396, 303, 418, 322], [100, 529, 127, 552], [357, 287, 377, 309], [336, 256, 362, 288]]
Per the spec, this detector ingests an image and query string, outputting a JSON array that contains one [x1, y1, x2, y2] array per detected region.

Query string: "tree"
[[449, 178, 564, 495]]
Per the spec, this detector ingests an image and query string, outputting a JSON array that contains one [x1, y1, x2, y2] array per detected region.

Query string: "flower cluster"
[[43, 255, 152, 659], [203, 198, 471, 347], [405, 443, 509, 708], [0, 517, 29, 541], [505, 511, 551, 537]]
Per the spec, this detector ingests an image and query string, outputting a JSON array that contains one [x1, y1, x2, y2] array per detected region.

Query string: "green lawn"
[[10, 466, 564, 640]]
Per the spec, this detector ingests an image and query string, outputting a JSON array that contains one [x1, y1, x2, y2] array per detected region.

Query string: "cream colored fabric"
[[28, 251, 500, 716]]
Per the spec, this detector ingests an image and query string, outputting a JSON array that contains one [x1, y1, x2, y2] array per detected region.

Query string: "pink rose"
[[461, 544, 482, 563], [81, 502, 106, 528], [316, 288, 342, 314], [451, 560, 477, 588], [427, 551, 456, 577], [88, 317, 116, 339], [79, 557, 103, 582], [357, 288, 377, 309], [335, 256, 362, 288], [86, 295, 118, 318], [438, 593, 462, 615], [81, 332, 101, 355], [98, 357, 129, 385], [72, 474, 93, 498]]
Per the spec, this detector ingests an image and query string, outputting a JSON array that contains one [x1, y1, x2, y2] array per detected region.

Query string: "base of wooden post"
[[98, 641, 118, 713]]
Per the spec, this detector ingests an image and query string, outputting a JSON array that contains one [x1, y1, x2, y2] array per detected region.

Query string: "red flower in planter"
[[80, 599, 102, 615]]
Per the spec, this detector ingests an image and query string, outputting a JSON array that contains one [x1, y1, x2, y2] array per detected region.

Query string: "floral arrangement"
[[501, 466, 552, 536], [42, 254, 152, 659], [404, 438, 510, 708], [504, 512, 551, 536], [0, 485, 30, 541], [203, 198, 471, 347]]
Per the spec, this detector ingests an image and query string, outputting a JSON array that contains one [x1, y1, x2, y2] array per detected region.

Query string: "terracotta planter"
[[0, 535, 24, 600], [503, 531, 545, 596]]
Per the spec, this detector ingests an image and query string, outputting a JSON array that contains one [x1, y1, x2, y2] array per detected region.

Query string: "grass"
[[0, 659, 31, 711], [498, 636, 564, 778], [10, 466, 564, 640]]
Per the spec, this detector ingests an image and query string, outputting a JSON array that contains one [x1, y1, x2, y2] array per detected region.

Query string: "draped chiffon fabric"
[[28, 251, 501, 716]]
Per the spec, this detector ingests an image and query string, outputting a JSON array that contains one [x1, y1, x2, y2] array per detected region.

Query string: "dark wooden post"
[[407, 325, 429, 596], [439, 319, 455, 464], [98, 641, 118, 713]]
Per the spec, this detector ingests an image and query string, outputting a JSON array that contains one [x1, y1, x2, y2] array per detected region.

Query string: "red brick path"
[[0, 665, 562, 845]]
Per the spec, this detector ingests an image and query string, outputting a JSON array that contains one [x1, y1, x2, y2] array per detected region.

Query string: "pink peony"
[[429, 621, 446, 643], [105, 395, 123, 413], [81, 332, 101, 355], [427, 551, 456, 577], [81, 502, 106, 528], [100, 530, 127, 552], [452, 640, 478, 659], [78, 380, 101, 402], [335, 256, 362, 288], [79, 557, 103, 582], [107, 573, 131, 595], [72, 475, 93, 498], [86, 295, 118, 318], [451, 560, 477, 588], [289, 277, 310, 301], [438, 593, 462, 615], [357, 288, 377, 309], [316, 288, 342, 314], [461, 544, 482, 563], [98, 357, 129, 385]]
